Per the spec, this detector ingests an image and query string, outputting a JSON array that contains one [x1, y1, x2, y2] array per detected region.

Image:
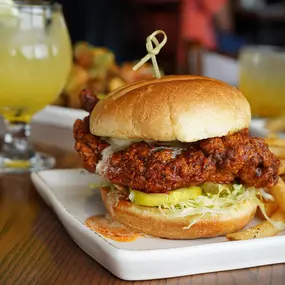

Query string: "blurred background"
[[58, 0, 285, 72], [2, 0, 285, 128], [54, 0, 285, 119]]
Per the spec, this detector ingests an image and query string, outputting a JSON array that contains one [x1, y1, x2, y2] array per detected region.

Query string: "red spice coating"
[[73, 118, 280, 193]]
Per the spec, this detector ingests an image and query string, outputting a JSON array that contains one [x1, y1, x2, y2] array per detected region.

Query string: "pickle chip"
[[130, 187, 202, 207]]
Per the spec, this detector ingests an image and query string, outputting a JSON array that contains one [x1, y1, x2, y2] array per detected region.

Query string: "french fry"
[[281, 174, 285, 182], [279, 160, 285, 175], [265, 116, 285, 134], [226, 209, 285, 241], [256, 201, 278, 220], [265, 137, 285, 147], [269, 146, 285, 159], [271, 177, 285, 213], [264, 137, 285, 171]]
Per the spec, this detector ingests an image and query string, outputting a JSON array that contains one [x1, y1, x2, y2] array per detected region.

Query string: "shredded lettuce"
[[163, 183, 252, 216], [129, 183, 284, 230], [89, 181, 112, 189], [157, 183, 256, 230]]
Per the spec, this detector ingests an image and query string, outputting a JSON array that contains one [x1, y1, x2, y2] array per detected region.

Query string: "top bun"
[[90, 75, 251, 142]]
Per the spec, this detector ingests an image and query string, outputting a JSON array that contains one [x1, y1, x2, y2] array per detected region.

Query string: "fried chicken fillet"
[[74, 118, 279, 193]]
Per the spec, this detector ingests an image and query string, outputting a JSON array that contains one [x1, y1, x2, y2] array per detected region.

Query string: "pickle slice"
[[130, 187, 202, 207]]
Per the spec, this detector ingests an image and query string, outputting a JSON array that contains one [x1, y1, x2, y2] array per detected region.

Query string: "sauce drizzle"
[[85, 214, 141, 242]]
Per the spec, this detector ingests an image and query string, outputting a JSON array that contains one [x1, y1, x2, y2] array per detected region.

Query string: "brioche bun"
[[90, 75, 251, 142], [100, 187, 257, 240]]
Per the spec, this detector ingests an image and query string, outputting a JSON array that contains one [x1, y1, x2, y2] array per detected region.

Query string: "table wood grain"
[[0, 143, 285, 285]]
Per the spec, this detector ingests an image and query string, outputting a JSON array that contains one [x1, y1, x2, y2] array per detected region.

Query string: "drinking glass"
[[0, 2, 72, 172], [239, 45, 285, 118]]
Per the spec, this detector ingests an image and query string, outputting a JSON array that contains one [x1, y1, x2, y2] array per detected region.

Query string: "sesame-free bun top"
[[90, 75, 251, 142]]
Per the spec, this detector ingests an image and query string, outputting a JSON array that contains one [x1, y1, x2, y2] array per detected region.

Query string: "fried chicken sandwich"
[[73, 75, 280, 239]]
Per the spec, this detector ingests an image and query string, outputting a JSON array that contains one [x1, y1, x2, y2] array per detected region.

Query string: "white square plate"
[[31, 169, 285, 281]]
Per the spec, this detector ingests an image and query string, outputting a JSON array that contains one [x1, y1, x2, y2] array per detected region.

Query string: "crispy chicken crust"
[[73, 117, 109, 173], [79, 89, 99, 113], [73, 118, 280, 193]]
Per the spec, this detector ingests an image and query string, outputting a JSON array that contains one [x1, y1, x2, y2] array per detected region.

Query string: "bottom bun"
[[100, 187, 257, 239]]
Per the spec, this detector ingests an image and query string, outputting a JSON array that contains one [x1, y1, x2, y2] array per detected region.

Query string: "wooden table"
[[0, 139, 285, 284]]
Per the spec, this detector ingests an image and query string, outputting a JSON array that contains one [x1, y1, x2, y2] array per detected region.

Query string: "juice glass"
[[0, 2, 72, 172], [239, 46, 285, 118]]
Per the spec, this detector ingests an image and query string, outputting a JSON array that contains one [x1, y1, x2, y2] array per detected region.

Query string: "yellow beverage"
[[0, 6, 72, 123], [239, 46, 285, 118]]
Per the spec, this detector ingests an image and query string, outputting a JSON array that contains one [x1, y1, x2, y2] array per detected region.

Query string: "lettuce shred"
[[132, 183, 285, 230], [89, 181, 113, 190], [163, 183, 253, 217]]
